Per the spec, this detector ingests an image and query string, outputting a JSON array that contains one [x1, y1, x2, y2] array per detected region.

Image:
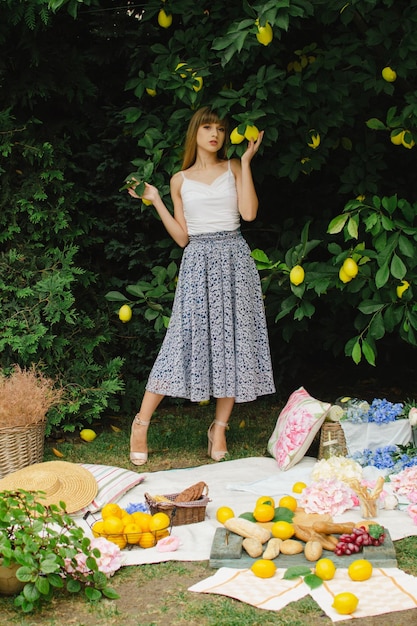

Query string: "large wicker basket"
[[145, 485, 210, 526], [318, 421, 347, 459], [0, 422, 46, 479]]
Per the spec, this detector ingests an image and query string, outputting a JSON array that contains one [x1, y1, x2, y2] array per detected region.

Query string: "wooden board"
[[209, 528, 397, 569]]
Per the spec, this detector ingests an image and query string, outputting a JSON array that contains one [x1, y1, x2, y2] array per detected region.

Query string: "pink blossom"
[[64, 537, 122, 577], [390, 466, 417, 497], [408, 407, 417, 427], [407, 503, 417, 525], [300, 478, 357, 516]]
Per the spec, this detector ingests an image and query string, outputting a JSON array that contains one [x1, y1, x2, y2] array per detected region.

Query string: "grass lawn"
[[1, 398, 416, 625]]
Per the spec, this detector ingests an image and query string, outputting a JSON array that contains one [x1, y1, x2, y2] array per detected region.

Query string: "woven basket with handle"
[[318, 422, 347, 459], [145, 482, 210, 526], [0, 422, 46, 479]]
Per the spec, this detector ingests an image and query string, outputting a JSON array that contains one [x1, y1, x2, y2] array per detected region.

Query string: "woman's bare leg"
[[207, 397, 235, 461]]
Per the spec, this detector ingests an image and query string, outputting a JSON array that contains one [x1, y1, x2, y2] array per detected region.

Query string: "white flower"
[[408, 407, 417, 426], [311, 456, 363, 483]]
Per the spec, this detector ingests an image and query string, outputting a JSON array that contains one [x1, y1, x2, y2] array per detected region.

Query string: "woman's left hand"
[[241, 130, 264, 164]]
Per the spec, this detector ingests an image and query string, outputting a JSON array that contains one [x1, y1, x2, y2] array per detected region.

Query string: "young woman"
[[128, 106, 275, 464]]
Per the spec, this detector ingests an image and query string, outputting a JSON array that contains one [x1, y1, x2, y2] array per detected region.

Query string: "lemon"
[[289, 265, 305, 286], [339, 266, 352, 283], [292, 481, 307, 493], [149, 512, 171, 532], [192, 74, 203, 92], [256, 495, 275, 508], [271, 520, 294, 540], [80, 428, 97, 442], [119, 304, 132, 322], [91, 520, 106, 538], [101, 503, 123, 519], [402, 131, 415, 149], [146, 87, 156, 97], [348, 558, 373, 581], [332, 592, 359, 615], [255, 21, 273, 46], [142, 198, 152, 206], [396, 280, 410, 298], [216, 506, 235, 524], [381, 66, 396, 82], [157, 9, 172, 28], [253, 503, 275, 522], [315, 558, 336, 580], [278, 495, 298, 512], [251, 559, 277, 578], [230, 127, 245, 144], [390, 130, 404, 145], [175, 62, 190, 78], [342, 257, 359, 278], [244, 125, 260, 141]]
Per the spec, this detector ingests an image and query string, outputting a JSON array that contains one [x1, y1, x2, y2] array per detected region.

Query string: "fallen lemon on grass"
[[292, 481, 307, 493], [348, 559, 373, 581], [315, 558, 336, 581], [278, 495, 298, 512], [251, 559, 277, 578], [216, 506, 235, 524], [80, 428, 97, 442], [271, 520, 294, 540], [332, 592, 359, 615]]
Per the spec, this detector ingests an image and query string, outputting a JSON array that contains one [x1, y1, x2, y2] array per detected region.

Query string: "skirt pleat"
[[146, 229, 276, 403]]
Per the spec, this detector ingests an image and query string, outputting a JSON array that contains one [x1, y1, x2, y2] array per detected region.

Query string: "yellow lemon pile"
[[91, 503, 170, 550]]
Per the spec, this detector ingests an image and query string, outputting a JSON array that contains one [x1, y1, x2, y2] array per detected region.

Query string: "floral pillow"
[[267, 387, 331, 470]]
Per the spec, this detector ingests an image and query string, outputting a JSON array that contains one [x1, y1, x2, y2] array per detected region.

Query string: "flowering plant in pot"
[[0, 489, 121, 612]]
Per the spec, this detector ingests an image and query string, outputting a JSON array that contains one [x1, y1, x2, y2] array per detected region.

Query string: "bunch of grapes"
[[334, 526, 386, 556]]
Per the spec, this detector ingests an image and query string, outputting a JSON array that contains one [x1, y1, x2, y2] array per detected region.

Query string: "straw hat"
[[0, 461, 98, 513]]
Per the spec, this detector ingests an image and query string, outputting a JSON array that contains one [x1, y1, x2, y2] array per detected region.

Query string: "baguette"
[[224, 517, 271, 544], [312, 521, 355, 535]]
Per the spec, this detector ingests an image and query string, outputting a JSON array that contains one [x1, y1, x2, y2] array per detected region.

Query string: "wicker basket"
[[145, 485, 210, 526], [0, 422, 46, 479], [318, 421, 347, 459]]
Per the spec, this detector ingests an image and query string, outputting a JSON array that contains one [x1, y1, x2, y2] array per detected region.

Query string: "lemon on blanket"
[[216, 506, 235, 524], [256, 495, 275, 508], [315, 558, 336, 580], [251, 559, 277, 578], [292, 481, 307, 493], [332, 592, 359, 615], [271, 520, 294, 540], [348, 559, 373, 581]]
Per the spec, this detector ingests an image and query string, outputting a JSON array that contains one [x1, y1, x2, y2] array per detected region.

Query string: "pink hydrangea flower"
[[65, 536, 122, 577], [407, 503, 417, 525], [390, 466, 417, 498], [300, 478, 357, 515]]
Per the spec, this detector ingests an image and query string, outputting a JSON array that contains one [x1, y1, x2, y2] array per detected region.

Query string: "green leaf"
[[239, 511, 256, 522], [125, 285, 146, 299], [390, 254, 407, 280], [273, 506, 294, 523], [366, 118, 387, 130], [283, 565, 311, 580], [347, 216, 359, 239], [104, 291, 128, 302], [35, 576, 50, 596], [303, 573, 323, 589], [362, 340, 376, 366], [102, 586, 120, 599], [85, 586, 102, 602], [327, 214, 348, 234], [358, 301, 384, 315], [352, 340, 362, 364], [375, 263, 390, 289]]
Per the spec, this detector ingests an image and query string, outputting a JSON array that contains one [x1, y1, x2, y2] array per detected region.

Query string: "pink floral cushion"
[[267, 387, 330, 470]]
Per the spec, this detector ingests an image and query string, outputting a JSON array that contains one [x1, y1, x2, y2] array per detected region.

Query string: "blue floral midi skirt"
[[146, 229, 276, 403]]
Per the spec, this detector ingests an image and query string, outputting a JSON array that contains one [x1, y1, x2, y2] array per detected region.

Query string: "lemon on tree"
[[402, 130, 415, 149], [244, 125, 260, 141], [332, 592, 359, 615], [381, 66, 396, 82], [342, 257, 359, 278], [255, 19, 273, 46], [80, 428, 97, 442], [339, 266, 352, 283], [230, 127, 245, 144], [251, 559, 277, 578], [146, 87, 156, 97], [119, 304, 132, 322], [192, 73, 203, 92], [157, 9, 172, 28], [348, 559, 373, 581], [315, 558, 336, 580], [142, 198, 152, 206], [390, 130, 404, 145], [397, 280, 410, 298], [289, 265, 305, 286]]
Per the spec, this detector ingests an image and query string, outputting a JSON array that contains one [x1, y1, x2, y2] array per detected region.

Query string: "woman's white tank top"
[[180, 161, 240, 235]]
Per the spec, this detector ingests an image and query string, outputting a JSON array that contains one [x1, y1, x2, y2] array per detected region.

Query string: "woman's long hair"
[[181, 106, 229, 170]]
